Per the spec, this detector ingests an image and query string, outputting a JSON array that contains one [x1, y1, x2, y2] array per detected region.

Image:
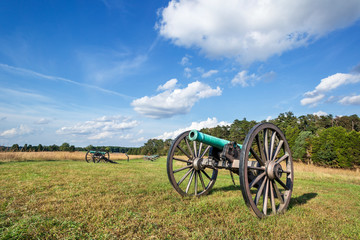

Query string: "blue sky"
[[1, 0, 360, 147]]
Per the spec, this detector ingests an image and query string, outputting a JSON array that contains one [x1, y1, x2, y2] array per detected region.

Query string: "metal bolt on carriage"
[[166, 123, 294, 218]]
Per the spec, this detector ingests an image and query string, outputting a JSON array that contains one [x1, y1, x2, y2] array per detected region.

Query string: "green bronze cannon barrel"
[[188, 130, 242, 150]]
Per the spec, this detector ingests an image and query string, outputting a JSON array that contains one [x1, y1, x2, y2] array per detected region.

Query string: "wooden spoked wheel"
[[167, 131, 218, 196], [85, 151, 110, 163], [94, 152, 110, 163], [85, 150, 93, 163], [239, 123, 294, 218]]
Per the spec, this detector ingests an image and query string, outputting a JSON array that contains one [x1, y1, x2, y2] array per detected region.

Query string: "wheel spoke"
[[199, 171, 206, 190], [201, 169, 212, 181], [198, 142, 203, 158], [194, 171, 198, 196], [264, 129, 269, 162], [269, 180, 276, 214], [272, 180, 284, 204], [269, 131, 277, 161], [272, 140, 283, 161], [185, 170, 195, 194], [255, 134, 266, 165], [275, 177, 289, 190], [173, 165, 192, 173], [177, 145, 192, 160], [250, 147, 265, 166], [255, 176, 267, 206], [276, 153, 289, 164], [193, 141, 198, 157], [177, 168, 193, 186], [200, 145, 211, 158], [185, 138, 194, 159], [249, 172, 266, 188], [173, 157, 191, 163], [263, 179, 269, 215], [247, 165, 265, 171]]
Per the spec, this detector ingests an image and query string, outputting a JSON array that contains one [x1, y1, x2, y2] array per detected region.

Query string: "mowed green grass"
[[1, 158, 359, 239]]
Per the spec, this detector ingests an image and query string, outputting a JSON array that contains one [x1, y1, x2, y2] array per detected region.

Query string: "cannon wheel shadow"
[[211, 185, 317, 209], [288, 192, 318, 209]]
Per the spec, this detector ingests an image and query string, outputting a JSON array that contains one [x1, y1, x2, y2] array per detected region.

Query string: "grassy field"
[[0, 154, 359, 239]]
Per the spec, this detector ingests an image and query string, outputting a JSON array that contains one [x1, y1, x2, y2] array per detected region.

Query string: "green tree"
[[142, 139, 165, 155], [60, 142, 70, 151], [69, 145, 75, 152], [272, 112, 297, 132], [311, 127, 358, 168], [37, 144, 43, 151], [86, 145, 94, 151], [49, 144, 59, 151], [317, 114, 333, 129], [21, 144, 28, 152], [292, 131, 313, 163], [335, 130, 360, 168], [284, 125, 301, 152], [10, 144, 19, 152], [229, 118, 257, 143], [334, 114, 360, 131], [298, 114, 317, 133]]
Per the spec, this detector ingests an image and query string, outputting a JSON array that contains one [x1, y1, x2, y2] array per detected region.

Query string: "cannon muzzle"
[[188, 130, 242, 150]]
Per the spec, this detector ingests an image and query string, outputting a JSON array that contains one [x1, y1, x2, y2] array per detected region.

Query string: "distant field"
[[0, 155, 359, 239], [0, 151, 143, 162]]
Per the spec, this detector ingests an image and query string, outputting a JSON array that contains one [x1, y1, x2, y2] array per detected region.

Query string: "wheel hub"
[[193, 157, 203, 170], [266, 161, 283, 180]]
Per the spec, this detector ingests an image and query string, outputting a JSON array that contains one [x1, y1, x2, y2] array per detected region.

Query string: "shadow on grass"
[[205, 185, 318, 208], [288, 192, 318, 209], [211, 184, 241, 193]]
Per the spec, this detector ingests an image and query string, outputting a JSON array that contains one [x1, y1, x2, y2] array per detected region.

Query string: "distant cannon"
[[166, 123, 294, 218], [85, 150, 118, 164], [143, 155, 159, 161]]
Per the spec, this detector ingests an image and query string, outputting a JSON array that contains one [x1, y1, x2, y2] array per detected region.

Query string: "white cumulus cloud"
[[0, 125, 34, 138], [180, 55, 192, 66], [300, 94, 325, 107], [56, 115, 139, 140], [231, 70, 275, 87], [313, 111, 328, 117], [157, 0, 360, 63], [157, 78, 178, 91], [301, 73, 360, 106], [131, 80, 222, 118], [309, 73, 360, 93], [157, 117, 231, 140], [34, 118, 51, 125], [232, 70, 258, 87], [202, 69, 218, 78], [339, 95, 360, 105]]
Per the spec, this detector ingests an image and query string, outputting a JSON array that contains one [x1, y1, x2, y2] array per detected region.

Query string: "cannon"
[[85, 150, 118, 164], [166, 123, 294, 218], [143, 155, 160, 161]]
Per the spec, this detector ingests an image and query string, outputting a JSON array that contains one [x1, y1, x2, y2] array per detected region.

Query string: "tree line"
[[133, 113, 360, 169], [0, 143, 135, 154], [2, 112, 359, 168]]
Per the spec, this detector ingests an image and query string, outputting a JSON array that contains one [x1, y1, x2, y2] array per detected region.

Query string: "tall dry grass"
[[0, 151, 144, 162], [294, 162, 360, 185]]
